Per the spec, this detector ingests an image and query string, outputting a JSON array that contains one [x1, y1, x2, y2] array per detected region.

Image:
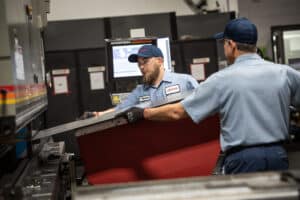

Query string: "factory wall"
[[47, 0, 238, 21], [47, 0, 300, 59], [238, 0, 300, 59]]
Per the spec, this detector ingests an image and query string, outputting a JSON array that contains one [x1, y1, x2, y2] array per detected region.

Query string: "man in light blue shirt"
[[125, 18, 300, 174], [115, 71, 198, 110], [94, 45, 198, 116]]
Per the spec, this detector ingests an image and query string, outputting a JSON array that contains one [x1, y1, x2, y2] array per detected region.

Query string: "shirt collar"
[[234, 53, 261, 64], [162, 71, 173, 83], [143, 71, 172, 89]]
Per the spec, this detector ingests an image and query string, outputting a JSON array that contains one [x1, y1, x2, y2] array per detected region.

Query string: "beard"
[[143, 63, 160, 85]]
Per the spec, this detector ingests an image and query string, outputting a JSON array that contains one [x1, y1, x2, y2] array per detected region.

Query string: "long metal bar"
[[74, 171, 300, 200]]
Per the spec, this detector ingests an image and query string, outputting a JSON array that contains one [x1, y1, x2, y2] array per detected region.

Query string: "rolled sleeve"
[[187, 75, 199, 90], [181, 76, 220, 123]]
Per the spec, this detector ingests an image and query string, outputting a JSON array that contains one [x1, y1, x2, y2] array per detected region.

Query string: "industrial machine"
[[271, 24, 300, 70], [2, 93, 300, 199], [271, 24, 300, 141], [0, 0, 73, 199], [75, 171, 300, 200], [0, 0, 48, 135], [1, 0, 300, 199]]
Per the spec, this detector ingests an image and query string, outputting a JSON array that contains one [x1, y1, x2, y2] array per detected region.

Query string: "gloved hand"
[[124, 107, 145, 123]]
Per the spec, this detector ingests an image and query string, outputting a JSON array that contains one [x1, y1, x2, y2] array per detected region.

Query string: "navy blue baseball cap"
[[128, 45, 163, 63], [214, 18, 258, 44]]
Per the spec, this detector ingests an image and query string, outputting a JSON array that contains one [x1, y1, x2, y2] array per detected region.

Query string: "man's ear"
[[157, 57, 164, 64], [228, 40, 236, 48]]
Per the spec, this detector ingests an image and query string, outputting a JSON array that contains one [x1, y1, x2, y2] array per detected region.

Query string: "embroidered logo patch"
[[165, 85, 181, 96], [139, 95, 151, 102]]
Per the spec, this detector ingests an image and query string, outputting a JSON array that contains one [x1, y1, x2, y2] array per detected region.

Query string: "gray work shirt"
[[115, 72, 199, 110], [181, 53, 300, 152]]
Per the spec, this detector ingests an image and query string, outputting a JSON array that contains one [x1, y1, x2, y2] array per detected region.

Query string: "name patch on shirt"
[[139, 95, 151, 102], [165, 84, 181, 96]]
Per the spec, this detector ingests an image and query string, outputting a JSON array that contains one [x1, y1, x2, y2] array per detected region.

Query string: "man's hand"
[[125, 107, 145, 123], [93, 111, 103, 117], [79, 111, 96, 120]]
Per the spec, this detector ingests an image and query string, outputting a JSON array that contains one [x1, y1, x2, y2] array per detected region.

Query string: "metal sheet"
[[75, 171, 299, 200], [33, 112, 125, 140], [32, 91, 193, 141]]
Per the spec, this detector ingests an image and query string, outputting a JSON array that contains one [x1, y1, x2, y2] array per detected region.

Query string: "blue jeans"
[[223, 145, 289, 174]]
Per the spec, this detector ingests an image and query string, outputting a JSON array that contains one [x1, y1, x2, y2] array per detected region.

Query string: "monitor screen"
[[112, 37, 172, 78], [112, 44, 145, 78], [157, 37, 172, 72]]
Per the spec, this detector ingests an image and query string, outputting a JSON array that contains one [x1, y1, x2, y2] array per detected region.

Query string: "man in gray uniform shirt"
[[125, 18, 300, 174]]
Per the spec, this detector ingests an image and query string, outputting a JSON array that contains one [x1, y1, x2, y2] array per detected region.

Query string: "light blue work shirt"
[[181, 53, 300, 152], [115, 72, 198, 110]]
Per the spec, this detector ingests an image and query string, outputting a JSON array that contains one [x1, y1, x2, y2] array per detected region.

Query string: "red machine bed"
[[78, 115, 220, 185]]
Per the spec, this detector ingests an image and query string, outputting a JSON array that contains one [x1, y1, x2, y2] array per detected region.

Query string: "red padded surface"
[[78, 115, 220, 185], [142, 140, 220, 179], [87, 168, 138, 185]]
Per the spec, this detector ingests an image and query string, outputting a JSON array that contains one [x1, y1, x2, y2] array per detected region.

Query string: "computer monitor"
[[110, 37, 172, 79], [106, 37, 172, 93], [112, 44, 145, 78]]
